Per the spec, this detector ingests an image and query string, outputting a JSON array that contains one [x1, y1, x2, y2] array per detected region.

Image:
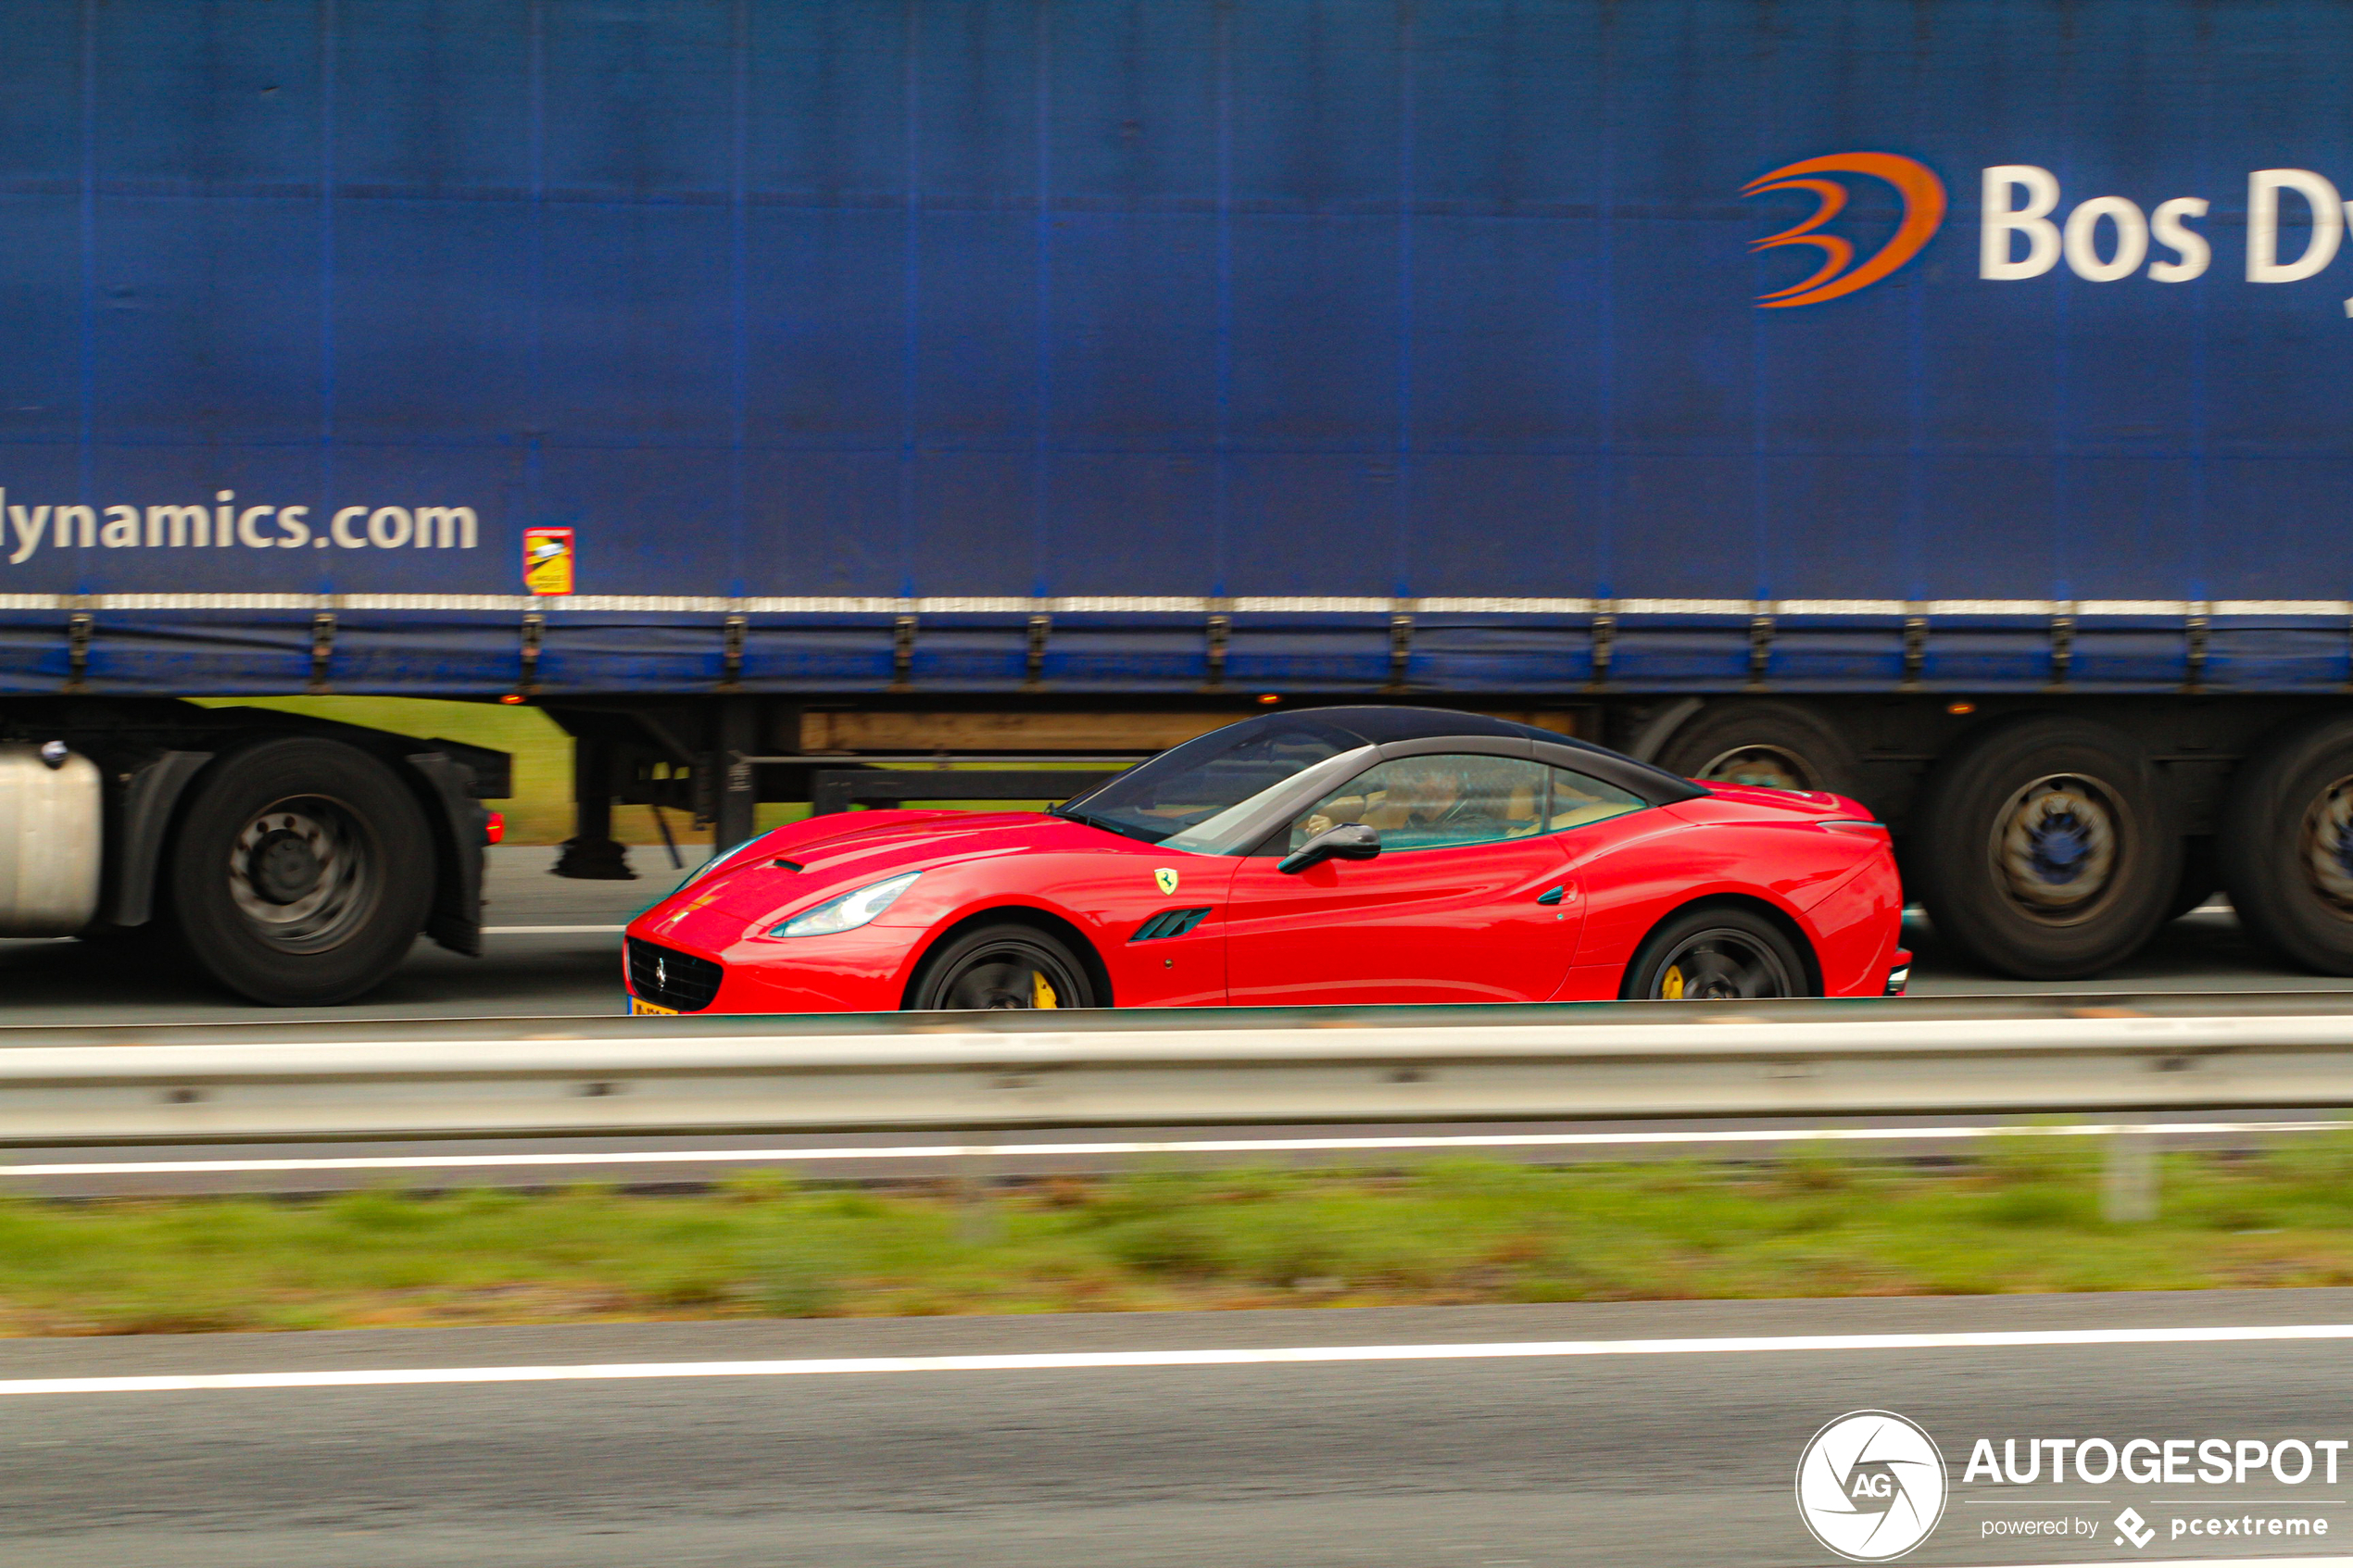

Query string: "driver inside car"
[[1297, 757, 1534, 850]]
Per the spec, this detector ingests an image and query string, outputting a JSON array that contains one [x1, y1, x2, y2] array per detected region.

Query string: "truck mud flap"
[[109, 750, 213, 928]]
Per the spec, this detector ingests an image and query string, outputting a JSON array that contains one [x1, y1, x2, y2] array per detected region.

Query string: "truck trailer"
[[6, 0, 2353, 1003]]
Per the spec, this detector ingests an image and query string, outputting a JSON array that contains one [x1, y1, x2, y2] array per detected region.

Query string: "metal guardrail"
[[6, 1003, 2353, 1147]]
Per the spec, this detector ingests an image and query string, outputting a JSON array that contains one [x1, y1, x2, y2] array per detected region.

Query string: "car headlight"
[[771, 872, 922, 937]]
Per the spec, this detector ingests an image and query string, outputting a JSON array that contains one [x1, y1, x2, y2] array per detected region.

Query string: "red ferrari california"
[[623, 706, 1907, 1015]]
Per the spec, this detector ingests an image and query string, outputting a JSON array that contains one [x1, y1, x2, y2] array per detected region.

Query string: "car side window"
[[1547, 765, 1644, 833], [1290, 754, 1550, 852]]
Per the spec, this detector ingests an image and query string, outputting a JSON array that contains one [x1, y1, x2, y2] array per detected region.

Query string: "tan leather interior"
[[1295, 759, 1642, 848]]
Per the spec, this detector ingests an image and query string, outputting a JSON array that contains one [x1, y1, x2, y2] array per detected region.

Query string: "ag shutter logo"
[[1742, 154, 1948, 307], [1795, 1410, 1949, 1561]]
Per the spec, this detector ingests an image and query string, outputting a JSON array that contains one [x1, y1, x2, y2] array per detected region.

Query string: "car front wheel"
[[906, 922, 1100, 1010]]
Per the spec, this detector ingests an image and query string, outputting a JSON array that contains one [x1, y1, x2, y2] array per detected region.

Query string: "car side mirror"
[[1277, 822, 1381, 875]]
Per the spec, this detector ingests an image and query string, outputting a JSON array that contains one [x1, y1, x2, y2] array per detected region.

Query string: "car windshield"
[[1053, 717, 1363, 846]]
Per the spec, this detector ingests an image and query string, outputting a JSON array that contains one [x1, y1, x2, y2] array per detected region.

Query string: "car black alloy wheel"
[[1649, 928, 1796, 999], [1622, 905, 1812, 1000], [908, 922, 1098, 1010]]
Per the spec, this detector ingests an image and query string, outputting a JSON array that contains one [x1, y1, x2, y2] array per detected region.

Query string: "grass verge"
[[9, 1140, 2353, 1336]]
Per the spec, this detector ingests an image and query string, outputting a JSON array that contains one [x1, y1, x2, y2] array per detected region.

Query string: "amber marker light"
[[1947, 700, 1976, 715], [499, 693, 526, 704], [1256, 693, 1280, 705]]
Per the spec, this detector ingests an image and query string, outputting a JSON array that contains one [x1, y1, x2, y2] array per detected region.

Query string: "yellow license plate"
[[630, 997, 679, 1016]]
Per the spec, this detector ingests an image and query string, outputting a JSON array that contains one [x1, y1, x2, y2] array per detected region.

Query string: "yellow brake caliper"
[[1661, 964, 1685, 1000], [1031, 969, 1060, 1009]]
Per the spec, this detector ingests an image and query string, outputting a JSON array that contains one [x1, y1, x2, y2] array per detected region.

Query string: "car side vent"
[[770, 859, 804, 872], [626, 937, 724, 1012], [1130, 907, 1213, 942]]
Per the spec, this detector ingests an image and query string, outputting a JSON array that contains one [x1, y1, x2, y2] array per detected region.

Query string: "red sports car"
[[623, 706, 1907, 1014]]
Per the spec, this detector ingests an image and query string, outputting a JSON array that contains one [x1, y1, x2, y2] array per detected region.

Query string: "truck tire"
[[1653, 700, 1861, 798], [2218, 715, 2353, 974], [164, 738, 434, 1006], [1910, 714, 2178, 979]]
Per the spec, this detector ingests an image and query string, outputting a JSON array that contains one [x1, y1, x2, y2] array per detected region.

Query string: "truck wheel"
[[1910, 714, 2177, 978], [1654, 700, 1861, 798], [165, 738, 434, 1005], [2218, 715, 2353, 974]]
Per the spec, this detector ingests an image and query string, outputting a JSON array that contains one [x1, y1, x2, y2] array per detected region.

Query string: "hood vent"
[[1130, 907, 1213, 942]]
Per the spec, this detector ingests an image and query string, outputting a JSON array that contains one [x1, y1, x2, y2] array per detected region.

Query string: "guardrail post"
[[2103, 1128, 2158, 1223], [957, 1135, 1000, 1246]]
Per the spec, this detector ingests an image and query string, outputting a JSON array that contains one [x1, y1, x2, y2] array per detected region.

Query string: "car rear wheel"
[[907, 922, 1099, 1011], [1621, 905, 1811, 1000]]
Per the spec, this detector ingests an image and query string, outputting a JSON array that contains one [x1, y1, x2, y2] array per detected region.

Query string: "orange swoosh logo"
[[1742, 153, 1946, 307]]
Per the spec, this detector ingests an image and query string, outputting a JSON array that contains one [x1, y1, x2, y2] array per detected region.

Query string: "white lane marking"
[[7, 1119, 2340, 1178], [482, 924, 626, 935], [1994, 1562, 2353, 1568], [4, 1323, 2352, 1398]]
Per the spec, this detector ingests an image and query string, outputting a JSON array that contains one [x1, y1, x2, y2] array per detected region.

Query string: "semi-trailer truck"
[[7, 0, 2353, 1003]]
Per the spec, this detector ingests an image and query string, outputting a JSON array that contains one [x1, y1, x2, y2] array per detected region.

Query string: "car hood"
[[636, 809, 1087, 932]]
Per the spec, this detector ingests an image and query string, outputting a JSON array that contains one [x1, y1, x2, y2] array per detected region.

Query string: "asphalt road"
[[6, 1290, 2353, 1567], [0, 847, 2348, 1028], [0, 846, 692, 1027]]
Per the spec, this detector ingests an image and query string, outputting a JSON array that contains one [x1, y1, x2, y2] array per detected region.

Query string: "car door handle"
[[1536, 885, 1566, 905]]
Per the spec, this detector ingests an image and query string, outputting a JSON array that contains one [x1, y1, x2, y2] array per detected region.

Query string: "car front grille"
[[627, 938, 724, 1012]]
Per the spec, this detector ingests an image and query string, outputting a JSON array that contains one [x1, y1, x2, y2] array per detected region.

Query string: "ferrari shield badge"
[[1153, 867, 1179, 896]]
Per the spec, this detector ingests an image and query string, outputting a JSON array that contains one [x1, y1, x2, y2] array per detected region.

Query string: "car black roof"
[[1251, 705, 1574, 746], [1202, 705, 1705, 798]]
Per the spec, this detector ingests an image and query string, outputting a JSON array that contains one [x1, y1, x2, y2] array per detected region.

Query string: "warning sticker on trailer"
[[523, 527, 574, 596]]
